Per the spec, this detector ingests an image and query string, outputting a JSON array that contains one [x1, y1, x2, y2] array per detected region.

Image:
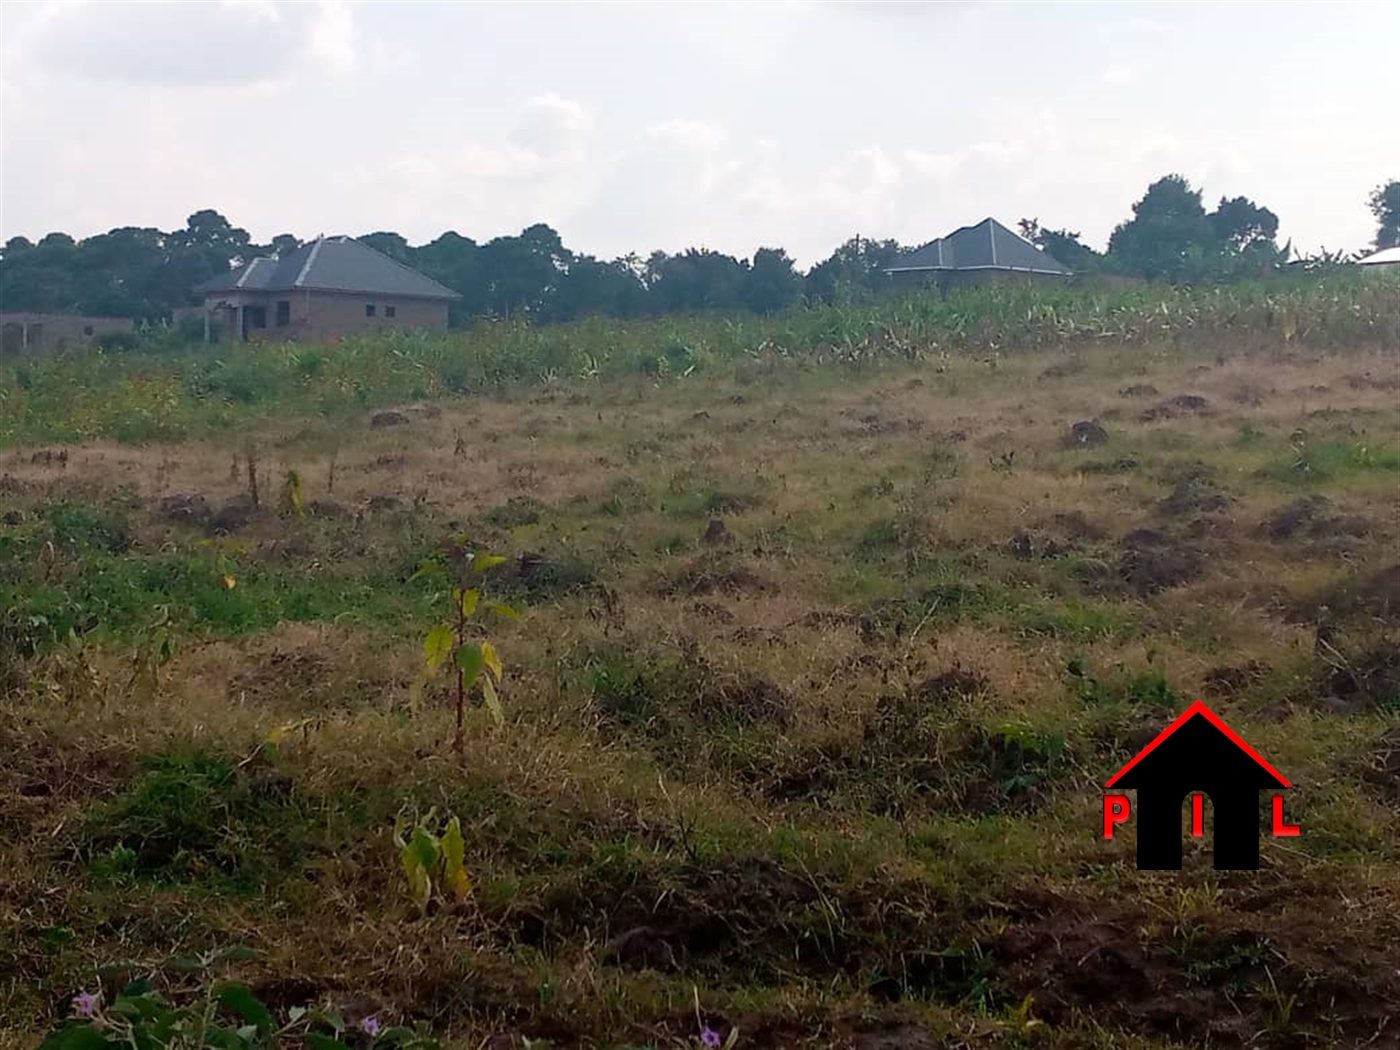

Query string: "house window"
[[276, 300, 291, 326], [385, 305, 397, 319], [365, 304, 377, 317], [247, 306, 267, 329]]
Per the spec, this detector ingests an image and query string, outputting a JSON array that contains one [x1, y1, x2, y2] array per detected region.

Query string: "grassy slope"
[[3, 286, 1400, 1049]]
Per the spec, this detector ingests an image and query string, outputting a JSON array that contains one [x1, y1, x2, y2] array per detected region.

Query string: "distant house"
[[885, 218, 1070, 292], [1356, 246, 1400, 271], [194, 235, 461, 343], [0, 312, 135, 356]]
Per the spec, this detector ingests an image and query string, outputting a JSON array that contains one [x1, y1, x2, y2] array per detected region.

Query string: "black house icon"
[[1106, 701, 1290, 870]]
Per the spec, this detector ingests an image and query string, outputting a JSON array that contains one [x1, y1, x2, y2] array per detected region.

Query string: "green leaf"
[[440, 816, 465, 877], [39, 1026, 115, 1050], [457, 588, 480, 617], [408, 558, 447, 584], [422, 624, 454, 672], [215, 982, 274, 1036], [409, 826, 439, 872], [455, 643, 484, 687], [472, 553, 509, 572], [305, 1037, 353, 1050], [484, 601, 519, 620], [481, 675, 504, 728], [481, 640, 503, 682]]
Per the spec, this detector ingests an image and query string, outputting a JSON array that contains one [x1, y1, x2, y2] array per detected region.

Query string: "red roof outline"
[[1104, 700, 1291, 789]]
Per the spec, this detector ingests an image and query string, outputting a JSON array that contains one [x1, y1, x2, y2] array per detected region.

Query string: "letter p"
[[1103, 794, 1131, 839]]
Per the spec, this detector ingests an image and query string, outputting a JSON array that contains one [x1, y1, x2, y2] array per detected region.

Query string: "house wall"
[[0, 312, 135, 356], [207, 291, 450, 343]]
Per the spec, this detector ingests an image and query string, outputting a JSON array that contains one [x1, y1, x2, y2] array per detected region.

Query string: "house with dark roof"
[[194, 236, 461, 343], [884, 218, 1070, 292], [1106, 701, 1291, 870]]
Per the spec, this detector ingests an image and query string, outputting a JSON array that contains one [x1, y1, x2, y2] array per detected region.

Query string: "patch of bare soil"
[[1259, 496, 1374, 544], [1141, 394, 1211, 421], [657, 553, 771, 597], [1115, 529, 1204, 594], [994, 886, 1400, 1048], [1119, 383, 1159, 398], [1158, 465, 1232, 517], [158, 492, 212, 525], [1066, 420, 1109, 448]]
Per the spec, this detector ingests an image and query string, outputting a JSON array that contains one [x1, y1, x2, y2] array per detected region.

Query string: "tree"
[[804, 236, 903, 302], [646, 249, 748, 314], [360, 231, 412, 263], [1369, 180, 1400, 249], [744, 247, 802, 314], [1018, 219, 1102, 273], [1107, 175, 1216, 280], [1208, 196, 1279, 253]]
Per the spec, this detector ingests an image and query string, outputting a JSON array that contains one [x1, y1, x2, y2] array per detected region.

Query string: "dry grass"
[[3, 336, 1400, 1049]]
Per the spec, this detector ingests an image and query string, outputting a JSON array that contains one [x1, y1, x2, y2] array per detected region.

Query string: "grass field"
[[3, 281, 1400, 1049]]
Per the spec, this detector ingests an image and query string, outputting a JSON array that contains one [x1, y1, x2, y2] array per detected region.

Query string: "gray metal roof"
[[195, 236, 461, 300], [886, 218, 1070, 276]]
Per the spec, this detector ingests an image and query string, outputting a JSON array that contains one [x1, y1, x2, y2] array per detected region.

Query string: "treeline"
[[1, 175, 1395, 326]]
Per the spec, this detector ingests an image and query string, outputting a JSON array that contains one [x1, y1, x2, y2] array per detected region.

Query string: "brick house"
[[194, 235, 461, 343], [884, 218, 1070, 292], [1, 312, 135, 356]]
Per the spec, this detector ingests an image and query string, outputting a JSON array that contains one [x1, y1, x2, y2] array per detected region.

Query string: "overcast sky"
[[1, 0, 1396, 265]]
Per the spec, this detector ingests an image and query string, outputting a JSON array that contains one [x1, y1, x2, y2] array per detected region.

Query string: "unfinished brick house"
[[194, 235, 461, 343], [0, 312, 135, 356]]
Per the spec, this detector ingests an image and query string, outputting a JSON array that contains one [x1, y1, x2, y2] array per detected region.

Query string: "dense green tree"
[[646, 249, 748, 313], [1369, 180, 1400, 249], [359, 231, 412, 263], [744, 247, 803, 314], [1106, 175, 1216, 280], [804, 236, 903, 302], [1208, 196, 1279, 252]]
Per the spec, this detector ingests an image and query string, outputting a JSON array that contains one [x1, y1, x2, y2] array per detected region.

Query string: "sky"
[[1, 0, 1396, 266]]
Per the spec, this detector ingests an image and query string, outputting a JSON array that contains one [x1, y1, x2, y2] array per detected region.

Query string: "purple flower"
[[700, 1028, 722, 1048], [72, 991, 99, 1017], [361, 1015, 382, 1038]]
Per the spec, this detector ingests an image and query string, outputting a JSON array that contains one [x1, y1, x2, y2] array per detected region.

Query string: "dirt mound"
[[369, 410, 409, 429], [1116, 529, 1203, 594], [209, 495, 258, 533], [1142, 394, 1210, 421], [1261, 495, 1332, 539], [657, 553, 770, 597], [1158, 464, 1231, 517], [1360, 564, 1400, 619], [702, 518, 733, 546], [1119, 383, 1159, 398], [1079, 456, 1139, 475], [1316, 644, 1400, 712], [1066, 420, 1109, 448], [158, 493, 212, 524]]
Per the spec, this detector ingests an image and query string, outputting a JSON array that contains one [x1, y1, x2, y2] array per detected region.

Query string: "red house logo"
[[1103, 701, 1300, 870]]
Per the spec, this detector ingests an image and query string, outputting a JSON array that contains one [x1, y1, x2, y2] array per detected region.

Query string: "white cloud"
[[16, 0, 360, 86]]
